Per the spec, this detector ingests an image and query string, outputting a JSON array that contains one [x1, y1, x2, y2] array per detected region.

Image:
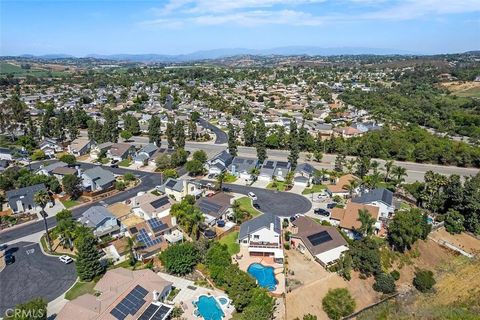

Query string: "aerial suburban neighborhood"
[[1, 1, 480, 320]]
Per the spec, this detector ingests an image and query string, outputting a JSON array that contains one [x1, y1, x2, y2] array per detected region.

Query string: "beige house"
[[57, 268, 173, 320], [156, 178, 203, 201]]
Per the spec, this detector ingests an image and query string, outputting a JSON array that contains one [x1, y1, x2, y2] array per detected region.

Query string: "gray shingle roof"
[[239, 213, 281, 240], [83, 167, 115, 188], [79, 206, 116, 228], [229, 157, 258, 173], [38, 161, 68, 174], [295, 163, 316, 176], [352, 188, 393, 206], [6, 183, 47, 212]]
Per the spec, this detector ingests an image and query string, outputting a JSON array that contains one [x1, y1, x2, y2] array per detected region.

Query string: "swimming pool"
[[194, 295, 224, 320], [218, 297, 228, 305], [247, 263, 277, 291]]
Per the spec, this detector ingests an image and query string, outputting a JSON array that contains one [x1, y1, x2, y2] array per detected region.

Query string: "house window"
[[253, 235, 260, 240]]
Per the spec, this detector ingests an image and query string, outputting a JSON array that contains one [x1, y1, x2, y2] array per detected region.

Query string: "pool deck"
[[234, 246, 286, 296], [157, 272, 234, 320]]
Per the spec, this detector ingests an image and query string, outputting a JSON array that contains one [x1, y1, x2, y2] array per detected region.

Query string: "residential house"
[[6, 183, 51, 214], [229, 157, 258, 181], [132, 193, 175, 220], [330, 202, 381, 239], [51, 166, 78, 181], [68, 138, 93, 156], [78, 206, 120, 237], [36, 161, 68, 176], [81, 166, 116, 192], [133, 143, 158, 165], [205, 150, 233, 175], [290, 216, 349, 267], [196, 192, 233, 225], [238, 212, 283, 262], [326, 174, 360, 198], [148, 148, 174, 167], [352, 188, 395, 219], [57, 268, 173, 320], [39, 138, 63, 158], [0, 148, 13, 161], [294, 163, 316, 186], [333, 126, 362, 138], [157, 178, 203, 201], [90, 142, 113, 160], [107, 143, 136, 161], [258, 160, 291, 182]]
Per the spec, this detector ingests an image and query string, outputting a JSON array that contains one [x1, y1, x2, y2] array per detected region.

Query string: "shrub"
[[123, 172, 135, 182], [159, 242, 200, 275], [284, 243, 290, 250], [373, 273, 396, 294], [115, 181, 126, 191], [390, 270, 400, 281], [413, 269, 435, 292], [322, 288, 356, 320]]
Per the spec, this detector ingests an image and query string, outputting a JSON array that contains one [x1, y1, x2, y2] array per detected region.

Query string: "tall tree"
[[228, 123, 238, 157], [357, 209, 376, 237], [384, 160, 394, 182], [255, 118, 267, 163], [334, 153, 346, 172], [166, 121, 175, 149], [188, 120, 197, 141], [288, 120, 299, 170], [148, 115, 162, 146], [243, 120, 255, 147], [298, 119, 308, 151], [174, 120, 186, 149], [34, 190, 52, 251], [123, 114, 140, 135], [75, 233, 104, 281], [388, 208, 431, 252], [62, 174, 83, 200], [102, 108, 119, 143]]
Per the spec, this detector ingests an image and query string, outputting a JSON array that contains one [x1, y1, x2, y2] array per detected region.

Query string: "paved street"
[[0, 242, 76, 317], [198, 118, 228, 144], [225, 184, 312, 217]]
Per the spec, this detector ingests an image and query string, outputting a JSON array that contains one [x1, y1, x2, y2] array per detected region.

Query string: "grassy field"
[[65, 280, 97, 300], [236, 196, 261, 217], [118, 159, 132, 167], [301, 184, 327, 194], [0, 62, 66, 77], [219, 231, 240, 255], [223, 174, 237, 183], [61, 199, 80, 209], [441, 81, 480, 98]]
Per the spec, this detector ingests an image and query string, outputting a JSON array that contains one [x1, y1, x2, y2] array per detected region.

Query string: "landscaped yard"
[[118, 159, 132, 167], [219, 231, 240, 255], [236, 197, 261, 217], [301, 184, 327, 194], [223, 173, 237, 183], [61, 199, 80, 209], [65, 280, 97, 300], [267, 181, 288, 191]]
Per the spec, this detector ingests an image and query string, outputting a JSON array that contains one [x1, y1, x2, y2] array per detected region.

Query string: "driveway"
[[0, 242, 76, 316], [225, 184, 312, 217], [198, 118, 228, 144]]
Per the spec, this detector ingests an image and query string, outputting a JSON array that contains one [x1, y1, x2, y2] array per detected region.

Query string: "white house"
[[238, 212, 283, 262], [352, 188, 395, 219], [229, 157, 258, 181], [156, 178, 203, 201], [205, 150, 233, 175], [258, 160, 291, 182], [68, 138, 93, 156], [78, 206, 120, 238]]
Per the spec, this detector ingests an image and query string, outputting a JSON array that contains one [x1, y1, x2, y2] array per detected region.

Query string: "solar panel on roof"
[[138, 304, 160, 320], [165, 179, 177, 188], [110, 285, 148, 319], [307, 231, 333, 246], [198, 200, 222, 214], [129, 227, 138, 234], [150, 197, 170, 209], [137, 228, 163, 248], [264, 161, 275, 169], [148, 217, 168, 233], [151, 305, 173, 320], [110, 307, 126, 320]]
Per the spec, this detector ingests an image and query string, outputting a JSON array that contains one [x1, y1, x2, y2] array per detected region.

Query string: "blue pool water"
[[195, 295, 224, 320], [247, 263, 277, 291], [218, 297, 228, 305]]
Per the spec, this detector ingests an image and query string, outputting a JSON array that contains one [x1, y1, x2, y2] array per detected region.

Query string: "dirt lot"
[[285, 249, 379, 320], [440, 81, 480, 97], [429, 227, 480, 256]]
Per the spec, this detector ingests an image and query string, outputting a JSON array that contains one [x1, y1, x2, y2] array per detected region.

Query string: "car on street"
[[253, 202, 260, 209], [314, 208, 330, 217], [326, 202, 337, 209], [4, 254, 15, 265], [248, 192, 257, 201], [59, 255, 73, 264]]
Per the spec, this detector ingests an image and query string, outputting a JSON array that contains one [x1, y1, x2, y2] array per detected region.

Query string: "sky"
[[0, 0, 479, 56]]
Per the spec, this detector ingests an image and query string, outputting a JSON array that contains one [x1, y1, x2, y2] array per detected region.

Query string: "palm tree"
[[392, 165, 407, 186], [34, 190, 52, 251], [216, 171, 225, 191], [357, 209, 376, 237], [343, 179, 359, 198], [384, 160, 394, 182]]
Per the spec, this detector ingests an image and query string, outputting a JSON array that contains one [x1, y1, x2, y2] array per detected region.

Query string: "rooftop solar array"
[[165, 179, 177, 188], [198, 200, 222, 214], [129, 227, 138, 234], [138, 303, 173, 320], [150, 197, 170, 209], [110, 285, 148, 320], [264, 161, 275, 169], [137, 228, 162, 248], [307, 231, 333, 246], [147, 217, 168, 233], [276, 161, 289, 168]]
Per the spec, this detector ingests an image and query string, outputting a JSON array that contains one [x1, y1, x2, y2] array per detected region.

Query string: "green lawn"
[[302, 184, 327, 195], [224, 174, 237, 183], [65, 280, 97, 300], [266, 181, 288, 191], [61, 199, 79, 209], [0, 62, 67, 77], [118, 159, 132, 167], [219, 231, 240, 255], [236, 197, 261, 217]]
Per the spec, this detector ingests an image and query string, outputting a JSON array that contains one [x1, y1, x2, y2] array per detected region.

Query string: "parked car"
[[59, 255, 73, 264], [253, 202, 260, 209], [248, 192, 257, 201], [326, 203, 337, 209], [314, 208, 330, 217], [4, 254, 15, 265]]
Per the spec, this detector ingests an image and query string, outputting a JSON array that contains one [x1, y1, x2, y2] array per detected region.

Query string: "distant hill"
[[8, 46, 420, 63]]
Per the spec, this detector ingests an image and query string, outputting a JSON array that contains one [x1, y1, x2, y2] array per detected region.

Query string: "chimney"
[[171, 216, 177, 226], [152, 290, 160, 301], [270, 222, 274, 231]]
